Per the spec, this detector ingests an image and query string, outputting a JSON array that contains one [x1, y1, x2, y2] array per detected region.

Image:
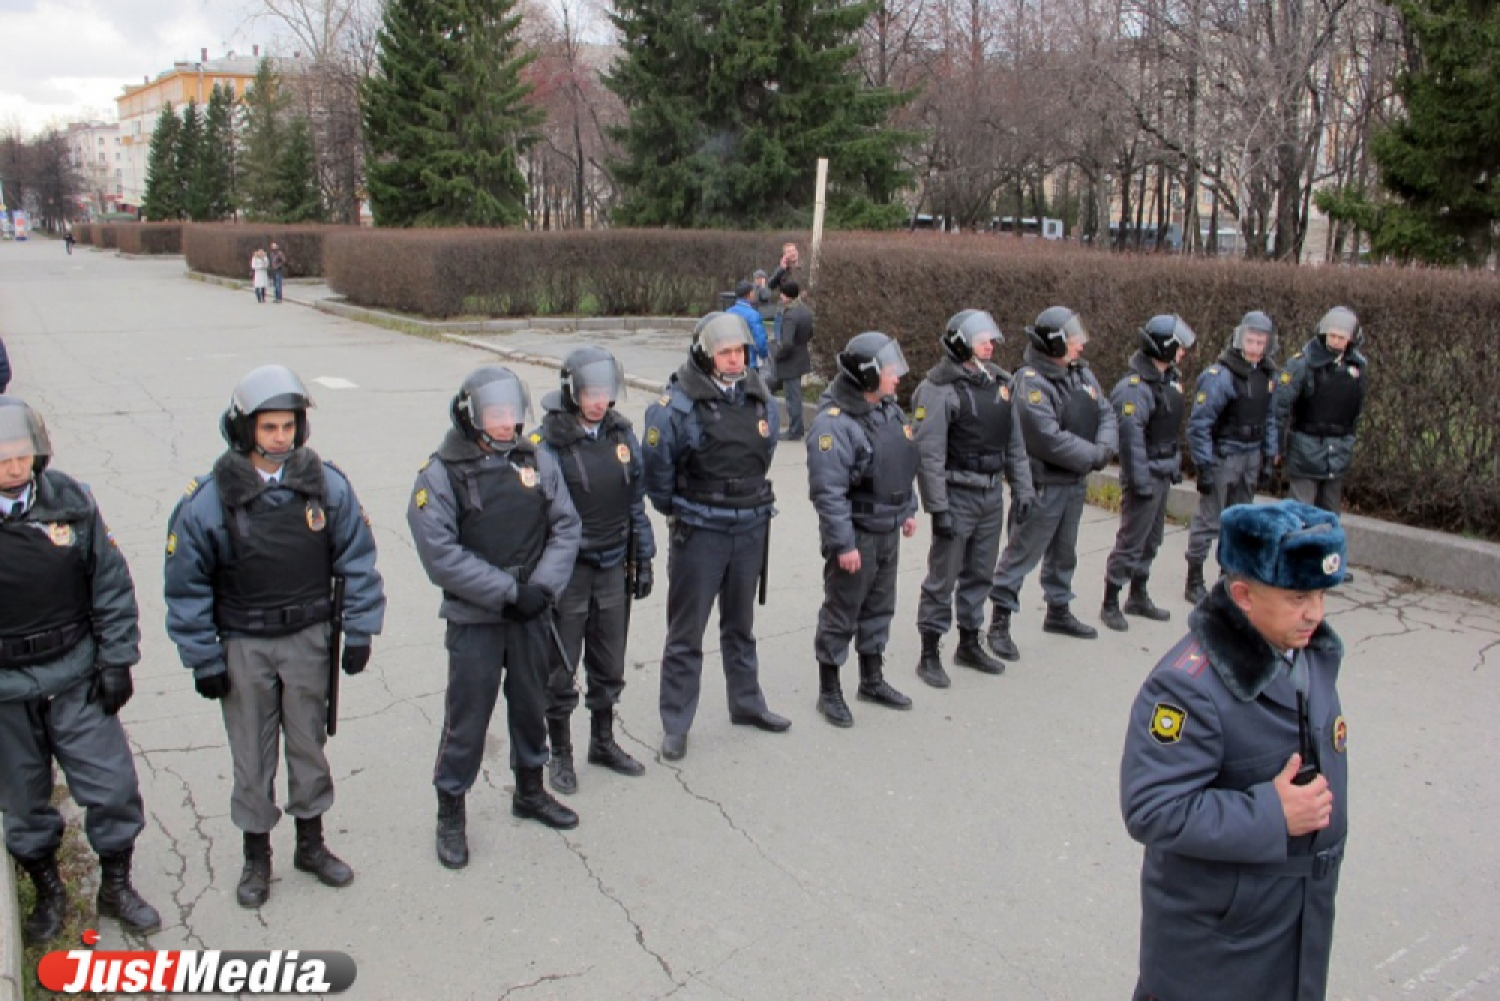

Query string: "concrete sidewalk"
[[2, 244, 1498, 1000]]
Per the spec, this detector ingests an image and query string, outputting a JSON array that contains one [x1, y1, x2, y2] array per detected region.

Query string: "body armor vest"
[[1216, 363, 1273, 443], [555, 427, 634, 556], [947, 378, 1013, 474], [1145, 380, 1186, 459], [448, 454, 548, 586], [678, 396, 773, 509], [215, 489, 333, 636], [1293, 364, 1364, 437], [0, 516, 91, 665], [850, 409, 920, 533]]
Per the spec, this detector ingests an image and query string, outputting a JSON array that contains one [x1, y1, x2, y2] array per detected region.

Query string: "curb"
[[1, 855, 21, 1001]]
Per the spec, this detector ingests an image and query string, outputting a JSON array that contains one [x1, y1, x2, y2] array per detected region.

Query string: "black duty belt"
[[851, 491, 911, 515], [0, 619, 91, 669], [1218, 423, 1266, 443], [677, 475, 771, 504], [1296, 422, 1354, 437], [1146, 442, 1179, 460], [216, 598, 332, 635], [1236, 845, 1343, 881]]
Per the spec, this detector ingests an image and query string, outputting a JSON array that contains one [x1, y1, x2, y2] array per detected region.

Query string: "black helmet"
[[1232, 310, 1276, 355], [837, 331, 909, 393], [1026, 306, 1087, 358], [1138, 314, 1198, 360], [0, 395, 53, 477], [451, 365, 533, 446], [690, 311, 754, 381], [1316, 306, 1360, 349], [941, 310, 1002, 364], [560, 346, 627, 413], [220, 364, 314, 454]]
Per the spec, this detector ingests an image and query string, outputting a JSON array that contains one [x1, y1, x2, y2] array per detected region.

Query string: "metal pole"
[[809, 157, 828, 292]]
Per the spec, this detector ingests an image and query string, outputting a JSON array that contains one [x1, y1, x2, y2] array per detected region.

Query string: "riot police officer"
[[1101, 315, 1197, 631], [1274, 306, 1368, 513], [533, 347, 656, 794], [642, 312, 789, 762], [986, 307, 1118, 660], [408, 366, 582, 867], [912, 310, 1033, 687], [1184, 310, 1280, 603], [806, 332, 920, 727], [0, 396, 160, 942], [165, 365, 386, 908]]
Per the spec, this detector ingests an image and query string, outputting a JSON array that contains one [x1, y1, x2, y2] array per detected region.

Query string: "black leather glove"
[[1011, 496, 1034, 526], [633, 561, 654, 600], [1134, 482, 1156, 499], [90, 666, 134, 716], [1257, 464, 1275, 493], [1170, 470, 1184, 485], [342, 643, 372, 676], [195, 671, 231, 701], [1196, 467, 1216, 495], [931, 511, 957, 539], [506, 582, 550, 621]]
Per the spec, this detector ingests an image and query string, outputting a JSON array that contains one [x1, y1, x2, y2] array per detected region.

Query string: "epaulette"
[[1129, 375, 1141, 385], [183, 477, 201, 498], [827, 406, 842, 417], [1207, 366, 1221, 375]]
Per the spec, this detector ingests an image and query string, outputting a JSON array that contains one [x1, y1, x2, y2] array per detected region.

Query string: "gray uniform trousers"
[[0, 673, 145, 859], [1106, 479, 1173, 586], [989, 479, 1088, 611], [917, 481, 1006, 636], [546, 561, 628, 719], [1289, 476, 1343, 513], [816, 529, 902, 666], [222, 623, 334, 833], [659, 520, 772, 736], [1186, 450, 1261, 564], [435, 619, 549, 794]]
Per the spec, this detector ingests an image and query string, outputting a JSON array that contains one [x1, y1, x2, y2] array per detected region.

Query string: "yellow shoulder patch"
[[818, 434, 834, 452], [1292, 351, 1304, 360], [645, 426, 661, 447], [165, 532, 177, 557], [1122, 402, 1136, 416], [914, 405, 926, 421], [1027, 389, 1043, 405], [419, 458, 431, 472], [1129, 375, 1141, 385], [183, 478, 199, 498], [827, 407, 841, 417], [1150, 703, 1187, 744], [414, 488, 429, 509], [657, 393, 672, 406], [529, 432, 543, 444], [1195, 391, 1208, 405], [1280, 371, 1293, 384]]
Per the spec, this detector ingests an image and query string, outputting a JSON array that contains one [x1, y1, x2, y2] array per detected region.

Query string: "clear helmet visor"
[[1317, 307, 1358, 340], [697, 313, 754, 356], [1061, 314, 1089, 346], [570, 357, 628, 405], [874, 339, 910, 379], [0, 403, 50, 461], [958, 311, 1002, 349], [466, 378, 534, 434], [1233, 325, 1274, 355], [1168, 316, 1197, 349], [232, 365, 313, 416]]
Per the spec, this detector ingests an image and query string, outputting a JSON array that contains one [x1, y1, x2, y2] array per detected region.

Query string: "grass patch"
[[1087, 478, 1124, 514], [16, 785, 103, 1001]]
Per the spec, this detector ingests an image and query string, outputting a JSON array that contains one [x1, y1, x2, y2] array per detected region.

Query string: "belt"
[[0, 619, 90, 669], [1238, 845, 1344, 880], [1146, 442, 1179, 460], [947, 469, 1001, 489], [851, 491, 911, 514], [1297, 422, 1353, 437], [1218, 423, 1266, 443], [215, 597, 332, 635]]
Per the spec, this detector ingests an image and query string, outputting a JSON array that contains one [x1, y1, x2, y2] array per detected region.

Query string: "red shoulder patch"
[[1170, 641, 1208, 678]]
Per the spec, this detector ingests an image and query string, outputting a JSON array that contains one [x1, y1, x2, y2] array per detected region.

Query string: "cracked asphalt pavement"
[[3, 243, 1498, 999]]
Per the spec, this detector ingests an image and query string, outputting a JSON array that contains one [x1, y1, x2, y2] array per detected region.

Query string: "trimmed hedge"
[[183, 224, 350, 280], [97, 225, 118, 250], [72, 224, 94, 246], [112, 223, 183, 255]]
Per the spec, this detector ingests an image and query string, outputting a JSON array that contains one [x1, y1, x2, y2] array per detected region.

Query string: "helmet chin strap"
[[479, 428, 518, 452], [254, 444, 295, 465], [717, 368, 747, 385]]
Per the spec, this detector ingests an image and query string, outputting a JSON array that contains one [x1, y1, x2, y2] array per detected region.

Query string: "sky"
[[0, 0, 272, 135]]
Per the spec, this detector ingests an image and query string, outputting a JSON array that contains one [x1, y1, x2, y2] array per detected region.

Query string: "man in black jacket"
[[771, 281, 814, 440]]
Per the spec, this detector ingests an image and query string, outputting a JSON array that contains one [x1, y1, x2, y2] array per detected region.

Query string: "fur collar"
[[436, 427, 535, 464], [673, 360, 771, 404], [1023, 345, 1091, 382], [821, 374, 875, 415], [213, 447, 325, 507], [1217, 348, 1275, 380], [27, 469, 93, 522], [925, 355, 1006, 388], [540, 403, 631, 448], [1189, 580, 1343, 701]]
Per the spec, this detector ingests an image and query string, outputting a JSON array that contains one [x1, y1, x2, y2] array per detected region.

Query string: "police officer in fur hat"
[[165, 365, 386, 909], [1274, 307, 1369, 513], [1121, 500, 1350, 1001]]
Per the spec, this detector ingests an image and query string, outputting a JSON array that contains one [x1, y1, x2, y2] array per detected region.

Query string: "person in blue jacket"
[[727, 280, 769, 370]]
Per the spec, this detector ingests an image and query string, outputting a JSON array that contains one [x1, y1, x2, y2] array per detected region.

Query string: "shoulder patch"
[[1195, 391, 1208, 405], [1280, 371, 1293, 384], [1000, 385, 1011, 401], [818, 434, 834, 452], [914, 405, 926, 421], [1129, 375, 1141, 385], [1122, 402, 1136, 416], [529, 432, 543, 444], [165, 532, 177, 557], [645, 426, 661, 447], [414, 488, 429, 509], [1292, 351, 1303, 360], [1207, 366, 1221, 375], [183, 477, 200, 498], [1027, 389, 1043, 405], [1149, 703, 1188, 744], [658, 393, 672, 406]]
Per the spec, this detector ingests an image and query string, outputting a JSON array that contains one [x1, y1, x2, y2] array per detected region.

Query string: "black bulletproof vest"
[[556, 428, 633, 555], [0, 517, 91, 638], [1145, 381, 1186, 459], [678, 394, 773, 509], [449, 454, 548, 583], [215, 491, 333, 623], [1294, 364, 1365, 436], [1216, 367, 1273, 443], [1059, 374, 1102, 444], [947, 378, 1014, 474], [850, 409, 920, 532]]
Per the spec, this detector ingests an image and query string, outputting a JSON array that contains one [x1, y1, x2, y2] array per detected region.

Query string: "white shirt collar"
[[0, 483, 32, 517], [255, 465, 284, 484]]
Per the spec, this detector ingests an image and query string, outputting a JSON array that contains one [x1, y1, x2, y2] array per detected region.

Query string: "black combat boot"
[[817, 663, 854, 727], [293, 815, 354, 888], [986, 608, 1020, 661], [1184, 561, 1208, 604], [587, 709, 645, 777], [1043, 603, 1098, 639], [955, 629, 1006, 675], [857, 653, 912, 709], [1100, 582, 1128, 632], [237, 831, 272, 908], [435, 791, 468, 869], [547, 716, 578, 794], [512, 767, 579, 830], [1124, 577, 1171, 621], [97, 848, 162, 934], [16, 852, 67, 945], [915, 632, 949, 688]]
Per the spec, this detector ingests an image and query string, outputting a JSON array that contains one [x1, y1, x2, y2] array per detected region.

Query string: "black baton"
[[326, 576, 346, 737]]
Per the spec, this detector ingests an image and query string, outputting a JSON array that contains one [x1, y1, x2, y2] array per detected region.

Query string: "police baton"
[[325, 576, 346, 738], [757, 517, 770, 606]]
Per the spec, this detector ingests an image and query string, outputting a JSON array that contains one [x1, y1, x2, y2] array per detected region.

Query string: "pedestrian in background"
[[250, 248, 270, 304], [269, 242, 287, 304], [771, 281, 814, 441]]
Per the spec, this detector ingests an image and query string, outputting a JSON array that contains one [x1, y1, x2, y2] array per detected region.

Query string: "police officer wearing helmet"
[[641, 312, 788, 762], [806, 332, 921, 727], [165, 365, 386, 908], [407, 366, 582, 866], [1121, 501, 1351, 1001], [1101, 315, 1197, 632], [1184, 310, 1281, 604], [0, 397, 160, 942], [986, 306, 1118, 659], [533, 347, 656, 794], [911, 310, 1034, 687], [1274, 307, 1369, 513]]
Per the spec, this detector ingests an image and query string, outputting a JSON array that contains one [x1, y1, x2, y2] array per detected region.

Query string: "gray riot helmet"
[[452, 365, 533, 447], [221, 364, 314, 457], [1232, 310, 1276, 356], [1317, 306, 1360, 349], [0, 396, 53, 477], [1026, 306, 1088, 358], [1139, 314, 1198, 361], [560, 346, 627, 413], [690, 311, 754, 382], [837, 331, 909, 393], [942, 309, 1003, 364]]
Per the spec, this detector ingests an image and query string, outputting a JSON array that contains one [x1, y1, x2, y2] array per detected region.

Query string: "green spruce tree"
[[239, 59, 290, 220], [275, 118, 326, 222], [605, 0, 912, 228], [192, 83, 237, 221], [176, 99, 206, 220], [141, 102, 184, 221], [362, 0, 543, 226]]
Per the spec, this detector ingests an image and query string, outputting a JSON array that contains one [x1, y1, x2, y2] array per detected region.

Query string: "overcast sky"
[[0, 0, 275, 134]]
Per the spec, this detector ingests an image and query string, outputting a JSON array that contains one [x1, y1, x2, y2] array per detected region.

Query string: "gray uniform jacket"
[[773, 301, 815, 381], [1188, 351, 1280, 468], [1014, 346, 1118, 486], [1121, 582, 1348, 1001], [911, 356, 1033, 513], [806, 377, 919, 557], [406, 429, 581, 624], [1112, 350, 1187, 495], [1274, 338, 1369, 481], [0, 470, 140, 703], [165, 447, 386, 680]]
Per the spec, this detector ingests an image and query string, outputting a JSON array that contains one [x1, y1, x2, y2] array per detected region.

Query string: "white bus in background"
[[990, 216, 1065, 240]]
